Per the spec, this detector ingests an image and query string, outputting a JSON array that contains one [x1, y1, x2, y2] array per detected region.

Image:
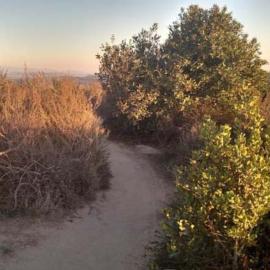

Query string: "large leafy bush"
[[150, 89, 270, 269], [98, 5, 268, 138], [97, 24, 162, 135], [163, 5, 268, 128]]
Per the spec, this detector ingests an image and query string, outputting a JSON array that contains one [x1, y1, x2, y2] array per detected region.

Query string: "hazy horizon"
[[2, 65, 93, 77], [1, 0, 270, 73]]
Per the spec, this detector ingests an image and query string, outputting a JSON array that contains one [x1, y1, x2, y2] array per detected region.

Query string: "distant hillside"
[[74, 74, 98, 84]]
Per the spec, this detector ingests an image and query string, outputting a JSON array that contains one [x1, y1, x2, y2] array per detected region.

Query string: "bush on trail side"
[[0, 74, 110, 214], [97, 5, 268, 144], [148, 85, 270, 269], [97, 24, 162, 137]]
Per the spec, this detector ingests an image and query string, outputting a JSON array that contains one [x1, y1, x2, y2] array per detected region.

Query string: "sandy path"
[[2, 142, 170, 270]]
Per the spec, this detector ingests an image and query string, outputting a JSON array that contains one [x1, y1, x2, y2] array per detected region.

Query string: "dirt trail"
[[2, 142, 171, 270]]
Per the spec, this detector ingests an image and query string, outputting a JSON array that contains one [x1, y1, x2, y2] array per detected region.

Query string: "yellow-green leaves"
[[158, 107, 270, 269]]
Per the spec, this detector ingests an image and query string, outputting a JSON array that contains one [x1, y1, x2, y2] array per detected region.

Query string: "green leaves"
[[158, 111, 270, 269], [163, 4, 268, 127], [97, 24, 163, 134], [97, 4, 268, 139]]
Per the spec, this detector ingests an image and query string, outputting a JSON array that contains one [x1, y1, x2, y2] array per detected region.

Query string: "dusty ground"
[[0, 142, 171, 270]]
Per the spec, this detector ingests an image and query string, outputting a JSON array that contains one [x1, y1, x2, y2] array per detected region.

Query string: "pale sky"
[[0, 0, 269, 74]]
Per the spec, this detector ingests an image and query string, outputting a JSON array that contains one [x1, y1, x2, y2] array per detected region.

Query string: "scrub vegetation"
[[0, 74, 110, 214], [98, 5, 270, 269]]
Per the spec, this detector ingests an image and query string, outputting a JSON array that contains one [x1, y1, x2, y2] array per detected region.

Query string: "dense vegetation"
[[0, 74, 110, 214], [98, 5, 268, 140], [98, 5, 270, 269]]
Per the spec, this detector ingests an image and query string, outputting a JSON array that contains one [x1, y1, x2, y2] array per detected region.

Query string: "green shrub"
[[150, 94, 270, 269], [163, 5, 268, 129], [97, 24, 161, 135], [97, 5, 268, 140]]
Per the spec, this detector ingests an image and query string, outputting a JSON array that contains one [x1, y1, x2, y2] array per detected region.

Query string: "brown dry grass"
[[0, 73, 110, 214]]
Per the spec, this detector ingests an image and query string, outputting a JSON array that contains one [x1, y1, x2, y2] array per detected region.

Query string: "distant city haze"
[[0, 0, 269, 75]]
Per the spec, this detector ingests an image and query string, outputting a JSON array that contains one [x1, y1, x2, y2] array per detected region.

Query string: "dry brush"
[[0, 74, 110, 214]]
